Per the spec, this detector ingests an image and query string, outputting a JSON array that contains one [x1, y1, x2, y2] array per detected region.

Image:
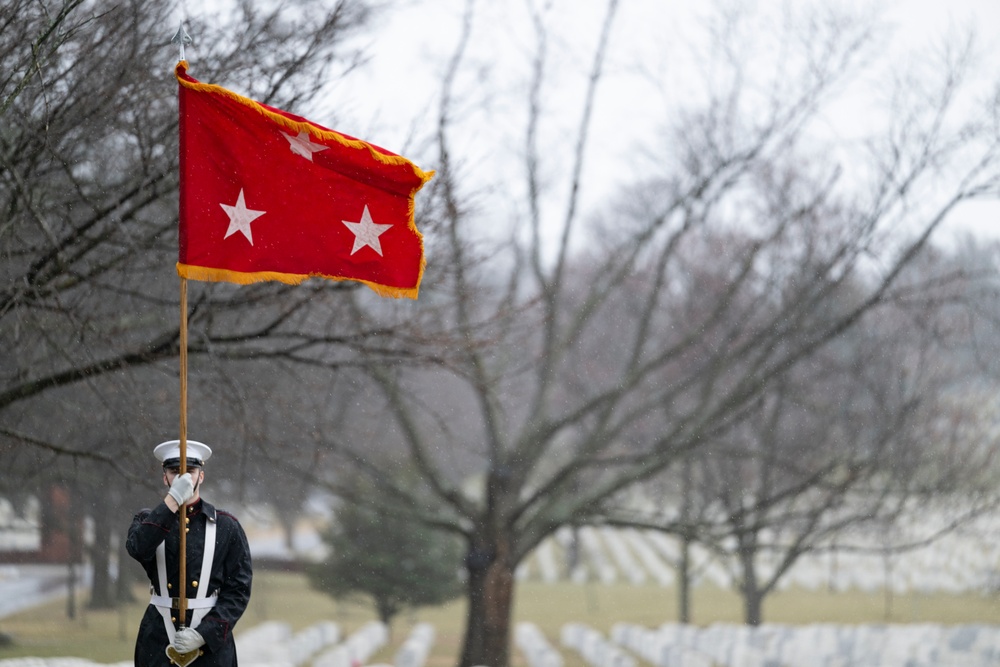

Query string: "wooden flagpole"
[[178, 276, 189, 629], [169, 24, 198, 667]]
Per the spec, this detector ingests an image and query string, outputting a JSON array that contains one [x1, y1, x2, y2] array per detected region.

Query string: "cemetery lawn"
[[1, 572, 999, 664]]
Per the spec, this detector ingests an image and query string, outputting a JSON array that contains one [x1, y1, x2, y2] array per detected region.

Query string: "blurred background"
[[3, 1, 1000, 665]]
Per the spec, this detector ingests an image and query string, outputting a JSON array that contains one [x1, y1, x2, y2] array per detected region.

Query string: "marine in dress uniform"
[[127, 440, 252, 667]]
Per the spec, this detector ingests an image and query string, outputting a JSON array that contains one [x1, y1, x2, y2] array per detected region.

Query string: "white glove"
[[173, 627, 206, 653], [167, 473, 196, 506]]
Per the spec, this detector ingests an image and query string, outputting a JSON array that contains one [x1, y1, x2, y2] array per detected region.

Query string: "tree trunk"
[[88, 518, 113, 608], [882, 551, 893, 621], [376, 599, 397, 636], [565, 527, 579, 579], [738, 544, 763, 626], [743, 585, 764, 627], [678, 535, 692, 624], [459, 538, 515, 667], [677, 458, 694, 623], [280, 515, 296, 552], [117, 538, 139, 603], [88, 492, 114, 609]]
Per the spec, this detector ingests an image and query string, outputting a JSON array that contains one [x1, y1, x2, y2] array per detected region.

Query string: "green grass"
[[1, 573, 999, 665]]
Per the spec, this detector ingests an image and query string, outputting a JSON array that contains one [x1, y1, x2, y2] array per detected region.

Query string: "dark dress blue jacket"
[[127, 498, 252, 667]]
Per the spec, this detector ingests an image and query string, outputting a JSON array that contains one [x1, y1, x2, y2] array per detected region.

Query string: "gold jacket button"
[[185, 527, 190, 533], [167, 583, 172, 589], [171, 616, 176, 623], [191, 580, 198, 588]]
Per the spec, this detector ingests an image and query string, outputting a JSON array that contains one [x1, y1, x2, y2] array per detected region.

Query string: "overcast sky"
[[325, 0, 1000, 243], [183, 0, 1000, 243]]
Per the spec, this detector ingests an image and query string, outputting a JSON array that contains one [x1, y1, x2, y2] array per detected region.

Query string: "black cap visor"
[[162, 457, 205, 469]]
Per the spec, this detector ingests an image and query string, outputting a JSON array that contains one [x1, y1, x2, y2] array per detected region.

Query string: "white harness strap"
[[154, 517, 218, 641], [155, 540, 175, 643], [191, 515, 218, 629], [150, 595, 218, 609]]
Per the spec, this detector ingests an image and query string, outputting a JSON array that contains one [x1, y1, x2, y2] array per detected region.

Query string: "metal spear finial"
[[171, 21, 193, 62]]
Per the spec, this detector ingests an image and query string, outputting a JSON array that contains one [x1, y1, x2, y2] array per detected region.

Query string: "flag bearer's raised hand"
[[167, 473, 196, 507]]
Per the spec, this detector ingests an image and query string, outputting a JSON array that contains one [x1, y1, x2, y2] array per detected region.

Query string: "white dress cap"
[[153, 439, 213, 467]]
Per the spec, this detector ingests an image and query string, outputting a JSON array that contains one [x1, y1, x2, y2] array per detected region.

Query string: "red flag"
[[175, 61, 433, 299]]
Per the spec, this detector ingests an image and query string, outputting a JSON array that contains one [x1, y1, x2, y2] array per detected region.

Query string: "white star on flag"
[[220, 189, 266, 245], [342, 205, 392, 256], [282, 130, 328, 161]]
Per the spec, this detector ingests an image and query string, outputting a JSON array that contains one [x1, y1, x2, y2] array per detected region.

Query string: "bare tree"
[[0, 0, 87, 117], [0, 0, 376, 420], [0, 0, 386, 614], [273, 2, 1000, 665], [7, 0, 999, 663], [643, 282, 1000, 626]]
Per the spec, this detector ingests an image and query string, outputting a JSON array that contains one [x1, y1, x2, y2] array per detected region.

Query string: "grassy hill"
[[1, 572, 999, 664]]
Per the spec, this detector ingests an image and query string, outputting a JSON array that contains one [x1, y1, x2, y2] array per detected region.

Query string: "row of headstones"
[[0, 620, 426, 667], [236, 619, 387, 667], [308, 620, 388, 667], [522, 527, 667, 585], [611, 621, 1000, 667], [237, 619, 340, 666], [391, 622, 435, 667], [515, 620, 1000, 667], [560, 622, 636, 667], [0, 618, 312, 667], [515, 622, 563, 667], [521, 523, 1000, 595], [0, 660, 131, 667], [0, 622, 344, 667]]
